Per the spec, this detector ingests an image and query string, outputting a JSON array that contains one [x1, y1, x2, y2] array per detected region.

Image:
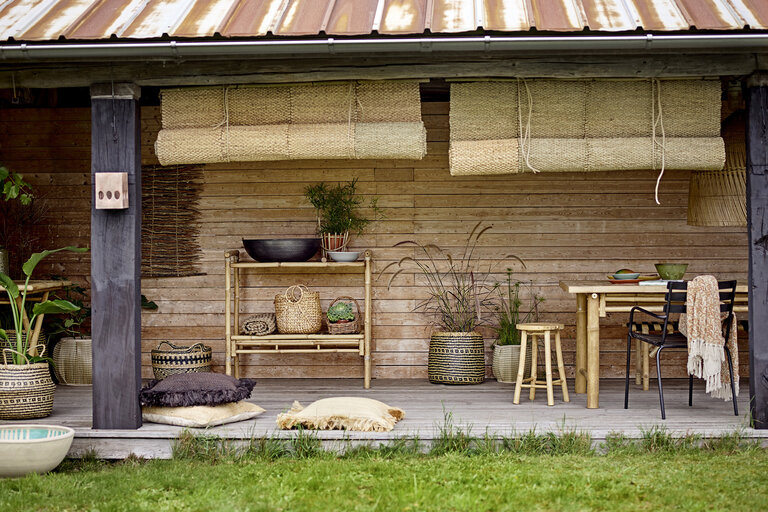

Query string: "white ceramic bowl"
[[611, 273, 640, 280], [0, 425, 74, 478], [328, 251, 360, 262]]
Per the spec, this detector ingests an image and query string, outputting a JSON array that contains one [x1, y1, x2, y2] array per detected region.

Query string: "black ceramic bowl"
[[242, 238, 320, 262]]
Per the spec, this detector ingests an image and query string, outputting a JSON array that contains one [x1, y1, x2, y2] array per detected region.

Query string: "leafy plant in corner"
[[382, 222, 524, 333], [327, 302, 355, 324], [304, 178, 382, 238], [47, 279, 91, 339], [0, 247, 88, 365], [493, 269, 544, 346], [0, 164, 33, 206]]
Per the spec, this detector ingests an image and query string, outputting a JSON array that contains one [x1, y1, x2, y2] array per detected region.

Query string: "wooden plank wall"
[[0, 102, 749, 380]]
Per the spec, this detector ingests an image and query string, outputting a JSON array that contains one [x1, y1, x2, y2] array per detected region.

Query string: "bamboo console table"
[[224, 250, 373, 388]]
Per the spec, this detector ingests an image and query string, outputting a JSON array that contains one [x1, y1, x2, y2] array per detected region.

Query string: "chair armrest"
[[629, 305, 667, 324]]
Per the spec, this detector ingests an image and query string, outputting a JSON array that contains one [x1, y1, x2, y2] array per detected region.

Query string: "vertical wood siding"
[[0, 102, 749, 380]]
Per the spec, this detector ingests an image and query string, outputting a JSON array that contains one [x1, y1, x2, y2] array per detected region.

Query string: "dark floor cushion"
[[139, 372, 256, 407]]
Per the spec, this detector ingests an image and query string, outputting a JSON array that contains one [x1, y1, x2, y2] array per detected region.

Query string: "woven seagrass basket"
[[492, 343, 533, 383], [274, 285, 322, 334], [151, 341, 212, 380], [0, 347, 55, 420], [326, 296, 361, 335], [52, 338, 92, 386], [428, 332, 485, 385]]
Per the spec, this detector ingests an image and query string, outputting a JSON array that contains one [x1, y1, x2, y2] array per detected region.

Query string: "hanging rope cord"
[[214, 86, 233, 162], [651, 78, 667, 205], [517, 78, 541, 173]]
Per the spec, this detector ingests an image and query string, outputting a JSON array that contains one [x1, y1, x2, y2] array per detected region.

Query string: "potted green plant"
[[0, 246, 87, 419], [383, 223, 523, 385], [0, 164, 33, 275], [304, 178, 381, 259], [491, 271, 544, 383], [47, 281, 92, 386]]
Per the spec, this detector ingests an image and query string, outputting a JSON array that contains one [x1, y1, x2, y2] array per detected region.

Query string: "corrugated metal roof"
[[1, 0, 766, 43]]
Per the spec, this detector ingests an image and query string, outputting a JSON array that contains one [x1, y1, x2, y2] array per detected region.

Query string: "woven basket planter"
[[326, 296, 361, 335], [491, 343, 533, 383], [151, 341, 212, 380], [53, 338, 92, 386], [428, 332, 485, 385], [0, 363, 55, 420]]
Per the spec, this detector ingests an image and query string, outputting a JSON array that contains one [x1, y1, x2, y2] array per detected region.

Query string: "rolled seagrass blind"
[[155, 81, 426, 165], [449, 79, 725, 176], [687, 111, 747, 227], [141, 165, 203, 278]]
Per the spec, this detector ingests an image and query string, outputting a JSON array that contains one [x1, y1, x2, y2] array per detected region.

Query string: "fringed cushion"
[[139, 372, 255, 407], [276, 397, 405, 432], [143, 401, 265, 428]]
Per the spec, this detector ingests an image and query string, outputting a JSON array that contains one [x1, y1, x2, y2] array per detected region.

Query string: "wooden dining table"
[[559, 280, 748, 409], [0, 280, 72, 355]]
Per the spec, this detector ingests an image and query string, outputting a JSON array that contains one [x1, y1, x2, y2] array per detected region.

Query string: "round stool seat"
[[516, 322, 564, 332]]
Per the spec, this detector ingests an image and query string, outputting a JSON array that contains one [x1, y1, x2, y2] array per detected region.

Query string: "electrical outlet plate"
[[95, 172, 129, 209]]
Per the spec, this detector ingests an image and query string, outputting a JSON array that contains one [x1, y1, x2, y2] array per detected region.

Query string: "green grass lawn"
[[2, 450, 767, 511]]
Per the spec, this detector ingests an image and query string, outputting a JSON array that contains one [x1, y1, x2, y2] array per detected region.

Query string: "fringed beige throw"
[[679, 275, 739, 401], [277, 397, 405, 432]]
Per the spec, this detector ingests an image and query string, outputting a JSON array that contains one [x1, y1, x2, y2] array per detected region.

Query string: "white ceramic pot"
[[0, 425, 74, 478]]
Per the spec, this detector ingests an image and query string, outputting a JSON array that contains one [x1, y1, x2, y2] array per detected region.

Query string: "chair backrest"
[[664, 279, 738, 334]]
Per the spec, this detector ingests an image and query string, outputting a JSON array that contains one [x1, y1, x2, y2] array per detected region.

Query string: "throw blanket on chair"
[[679, 275, 739, 401]]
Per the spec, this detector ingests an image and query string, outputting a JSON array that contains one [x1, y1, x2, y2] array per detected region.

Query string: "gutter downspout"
[[2, 34, 768, 61]]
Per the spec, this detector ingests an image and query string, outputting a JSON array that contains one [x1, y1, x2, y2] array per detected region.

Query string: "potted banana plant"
[[0, 246, 87, 419]]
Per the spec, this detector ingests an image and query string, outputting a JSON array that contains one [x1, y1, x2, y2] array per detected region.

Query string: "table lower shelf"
[[231, 332, 365, 354]]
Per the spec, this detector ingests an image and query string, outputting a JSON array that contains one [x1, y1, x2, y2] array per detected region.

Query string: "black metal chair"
[[624, 280, 738, 419]]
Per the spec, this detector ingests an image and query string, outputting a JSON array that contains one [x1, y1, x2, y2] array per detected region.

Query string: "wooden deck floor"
[[2, 379, 763, 459]]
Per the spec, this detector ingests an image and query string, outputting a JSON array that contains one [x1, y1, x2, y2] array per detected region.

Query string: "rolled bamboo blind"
[[155, 81, 426, 165], [449, 79, 725, 176]]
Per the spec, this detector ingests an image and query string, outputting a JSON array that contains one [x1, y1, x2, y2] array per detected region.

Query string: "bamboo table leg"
[[544, 329, 554, 406], [29, 291, 49, 356], [225, 254, 232, 376], [587, 292, 601, 409], [363, 252, 372, 389], [555, 329, 569, 402], [574, 293, 587, 394], [513, 330, 528, 405], [529, 334, 538, 401]]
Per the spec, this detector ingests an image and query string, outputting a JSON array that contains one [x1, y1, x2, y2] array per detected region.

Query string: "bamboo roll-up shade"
[[155, 81, 426, 165], [687, 111, 747, 227], [449, 79, 724, 176]]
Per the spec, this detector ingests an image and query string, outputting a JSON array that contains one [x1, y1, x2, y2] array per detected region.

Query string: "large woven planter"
[[0, 363, 56, 420], [428, 331, 485, 385], [53, 337, 92, 386], [492, 343, 533, 383]]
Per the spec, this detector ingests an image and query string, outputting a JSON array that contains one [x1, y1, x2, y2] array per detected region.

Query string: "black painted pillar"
[[746, 73, 768, 429], [90, 83, 142, 429]]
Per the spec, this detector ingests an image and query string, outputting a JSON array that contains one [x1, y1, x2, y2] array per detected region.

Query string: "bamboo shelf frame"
[[224, 249, 373, 388]]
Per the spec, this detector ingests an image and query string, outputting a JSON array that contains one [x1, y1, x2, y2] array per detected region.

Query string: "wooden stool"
[[513, 322, 569, 406]]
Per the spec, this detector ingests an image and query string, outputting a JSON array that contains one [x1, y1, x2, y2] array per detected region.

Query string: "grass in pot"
[[382, 222, 523, 385], [491, 270, 544, 383]]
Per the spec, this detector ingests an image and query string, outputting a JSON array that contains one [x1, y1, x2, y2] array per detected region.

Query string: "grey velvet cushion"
[[139, 372, 255, 407]]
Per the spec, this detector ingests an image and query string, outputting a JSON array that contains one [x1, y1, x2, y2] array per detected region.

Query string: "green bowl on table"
[[654, 263, 688, 281]]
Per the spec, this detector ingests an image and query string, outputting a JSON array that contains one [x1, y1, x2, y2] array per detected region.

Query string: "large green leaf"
[[22, 246, 88, 277], [0, 328, 7, 342], [0, 273, 19, 300], [32, 299, 81, 317], [0, 165, 8, 181]]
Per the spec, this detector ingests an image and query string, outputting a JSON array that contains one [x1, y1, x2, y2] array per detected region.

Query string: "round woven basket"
[[0, 363, 55, 420], [151, 341, 212, 380], [52, 338, 92, 386], [428, 332, 485, 385], [492, 343, 533, 383]]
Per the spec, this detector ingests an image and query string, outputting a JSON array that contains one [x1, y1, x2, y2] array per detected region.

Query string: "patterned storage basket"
[[326, 296, 361, 335], [428, 332, 485, 385], [151, 341, 212, 380], [0, 347, 55, 420], [274, 285, 322, 334]]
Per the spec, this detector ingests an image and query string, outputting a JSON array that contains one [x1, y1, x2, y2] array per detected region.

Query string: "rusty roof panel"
[[483, 0, 530, 31], [431, 0, 478, 33], [0, 0, 765, 42], [531, 0, 583, 31], [326, 0, 378, 35], [378, 0, 427, 34]]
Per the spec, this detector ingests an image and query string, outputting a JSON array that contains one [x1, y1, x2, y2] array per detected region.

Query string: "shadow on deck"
[[1, 379, 761, 459]]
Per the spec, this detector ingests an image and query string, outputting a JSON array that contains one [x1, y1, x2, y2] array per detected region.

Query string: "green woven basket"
[[428, 332, 485, 385]]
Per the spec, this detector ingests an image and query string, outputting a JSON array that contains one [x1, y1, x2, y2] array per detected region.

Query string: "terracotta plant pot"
[[428, 331, 485, 385]]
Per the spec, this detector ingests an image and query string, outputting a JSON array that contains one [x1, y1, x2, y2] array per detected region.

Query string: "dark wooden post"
[[746, 73, 768, 429], [90, 83, 142, 429]]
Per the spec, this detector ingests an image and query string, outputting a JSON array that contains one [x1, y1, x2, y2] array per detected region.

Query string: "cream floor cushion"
[[276, 397, 405, 432], [143, 401, 265, 428]]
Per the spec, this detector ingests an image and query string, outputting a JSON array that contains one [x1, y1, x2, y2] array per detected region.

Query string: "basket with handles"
[[326, 296, 361, 335], [151, 341, 212, 380], [274, 285, 322, 334]]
